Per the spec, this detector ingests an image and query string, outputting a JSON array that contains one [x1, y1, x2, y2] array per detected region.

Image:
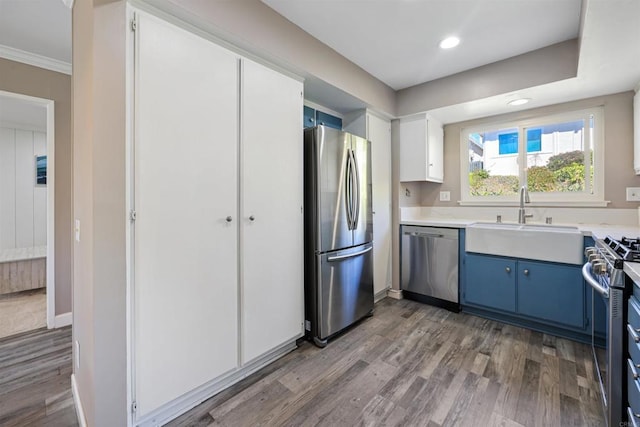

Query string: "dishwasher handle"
[[403, 231, 447, 238]]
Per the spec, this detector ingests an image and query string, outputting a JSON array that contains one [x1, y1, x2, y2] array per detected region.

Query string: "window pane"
[[468, 127, 519, 196], [525, 119, 585, 193]]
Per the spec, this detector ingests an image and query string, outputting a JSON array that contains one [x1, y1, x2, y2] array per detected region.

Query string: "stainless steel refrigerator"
[[304, 125, 374, 347]]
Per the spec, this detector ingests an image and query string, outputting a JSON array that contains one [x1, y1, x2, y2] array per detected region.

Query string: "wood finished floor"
[[0, 299, 604, 426], [0, 326, 77, 426], [168, 298, 605, 427]]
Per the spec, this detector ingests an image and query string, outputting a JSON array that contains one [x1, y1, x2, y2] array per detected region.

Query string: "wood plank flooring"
[[0, 326, 77, 426], [0, 299, 604, 426], [167, 298, 605, 427]]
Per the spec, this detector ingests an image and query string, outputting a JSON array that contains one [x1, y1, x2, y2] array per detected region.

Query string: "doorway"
[[0, 90, 55, 338]]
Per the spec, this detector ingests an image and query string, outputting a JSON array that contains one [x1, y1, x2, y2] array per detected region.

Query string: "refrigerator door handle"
[[345, 150, 353, 230], [327, 245, 372, 262], [350, 150, 360, 228]]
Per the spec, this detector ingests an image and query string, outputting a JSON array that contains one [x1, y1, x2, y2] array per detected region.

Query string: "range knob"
[[592, 262, 607, 275], [585, 247, 597, 257], [588, 253, 601, 264]]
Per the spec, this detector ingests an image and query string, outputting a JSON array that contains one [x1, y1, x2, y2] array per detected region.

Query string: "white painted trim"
[[387, 289, 403, 300], [0, 44, 71, 75], [61, 0, 75, 9], [303, 100, 344, 118], [0, 91, 56, 329], [55, 312, 72, 327], [135, 340, 297, 426], [71, 374, 88, 427], [375, 287, 390, 303]]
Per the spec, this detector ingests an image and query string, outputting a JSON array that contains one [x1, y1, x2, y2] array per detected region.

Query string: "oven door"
[[582, 262, 611, 421]]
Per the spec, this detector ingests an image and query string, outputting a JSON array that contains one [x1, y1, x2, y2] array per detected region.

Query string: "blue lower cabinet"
[[464, 253, 516, 312], [517, 260, 584, 328], [463, 252, 588, 339]]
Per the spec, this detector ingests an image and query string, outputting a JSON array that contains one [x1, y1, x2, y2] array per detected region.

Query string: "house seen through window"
[[461, 108, 603, 204]]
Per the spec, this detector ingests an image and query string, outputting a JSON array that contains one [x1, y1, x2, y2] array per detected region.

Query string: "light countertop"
[[400, 218, 640, 241], [625, 262, 640, 285]]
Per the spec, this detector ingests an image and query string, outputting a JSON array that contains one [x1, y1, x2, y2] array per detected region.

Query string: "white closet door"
[[134, 12, 239, 416], [241, 59, 303, 363], [368, 114, 392, 294], [0, 127, 16, 250]]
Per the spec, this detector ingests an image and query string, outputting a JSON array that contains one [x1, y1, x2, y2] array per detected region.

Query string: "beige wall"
[[73, 0, 128, 425], [418, 91, 639, 208], [0, 58, 73, 315]]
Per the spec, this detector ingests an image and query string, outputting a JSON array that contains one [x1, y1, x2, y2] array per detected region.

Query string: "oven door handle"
[[581, 262, 609, 298]]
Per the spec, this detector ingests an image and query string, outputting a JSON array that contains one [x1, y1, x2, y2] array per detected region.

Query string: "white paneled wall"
[[0, 126, 47, 250]]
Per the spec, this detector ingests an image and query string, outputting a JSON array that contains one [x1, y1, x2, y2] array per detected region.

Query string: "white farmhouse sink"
[[465, 222, 583, 265]]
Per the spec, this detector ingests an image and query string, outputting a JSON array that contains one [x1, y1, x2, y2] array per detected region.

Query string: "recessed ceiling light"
[[508, 98, 531, 106], [439, 37, 460, 49]]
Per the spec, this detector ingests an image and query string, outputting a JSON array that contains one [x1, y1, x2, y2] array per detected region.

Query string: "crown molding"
[[0, 44, 71, 75]]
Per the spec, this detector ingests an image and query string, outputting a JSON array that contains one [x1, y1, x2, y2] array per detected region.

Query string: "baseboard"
[[55, 312, 72, 328], [374, 286, 391, 303], [386, 289, 403, 300], [135, 339, 298, 426], [71, 374, 88, 427]]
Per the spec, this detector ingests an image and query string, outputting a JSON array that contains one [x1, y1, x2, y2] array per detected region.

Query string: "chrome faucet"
[[518, 186, 533, 224]]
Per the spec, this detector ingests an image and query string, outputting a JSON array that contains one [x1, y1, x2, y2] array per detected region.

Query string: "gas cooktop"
[[603, 236, 640, 262]]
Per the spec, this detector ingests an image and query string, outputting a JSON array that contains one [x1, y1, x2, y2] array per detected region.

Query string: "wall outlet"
[[627, 187, 640, 201], [439, 191, 451, 202], [74, 340, 80, 370]]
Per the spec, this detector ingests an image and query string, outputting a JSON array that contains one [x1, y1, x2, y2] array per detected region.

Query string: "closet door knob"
[[249, 215, 255, 221], [226, 216, 233, 222]]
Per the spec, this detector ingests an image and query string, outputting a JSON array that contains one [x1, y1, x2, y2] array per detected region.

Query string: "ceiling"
[[0, 0, 638, 125], [0, 94, 46, 130], [263, 0, 640, 123], [0, 0, 71, 64], [263, 0, 582, 91]]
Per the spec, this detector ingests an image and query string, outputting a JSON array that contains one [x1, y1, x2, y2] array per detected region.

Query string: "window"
[[460, 108, 604, 205]]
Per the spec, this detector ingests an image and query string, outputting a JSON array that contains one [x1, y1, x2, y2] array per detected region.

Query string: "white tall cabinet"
[[344, 110, 392, 296], [131, 11, 303, 423]]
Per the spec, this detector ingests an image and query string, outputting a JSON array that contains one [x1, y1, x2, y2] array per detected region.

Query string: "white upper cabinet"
[[399, 113, 444, 182]]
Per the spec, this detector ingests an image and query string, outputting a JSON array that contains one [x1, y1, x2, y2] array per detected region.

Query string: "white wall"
[[0, 125, 47, 250]]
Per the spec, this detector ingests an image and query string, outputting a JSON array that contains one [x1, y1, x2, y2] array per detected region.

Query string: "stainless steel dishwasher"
[[401, 225, 460, 312]]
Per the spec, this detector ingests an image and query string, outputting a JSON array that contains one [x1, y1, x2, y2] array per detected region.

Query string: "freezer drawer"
[[401, 226, 459, 310], [316, 243, 374, 340]]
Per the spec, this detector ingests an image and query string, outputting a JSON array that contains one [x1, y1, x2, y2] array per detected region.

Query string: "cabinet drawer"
[[631, 297, 640, 331], [629, 359, 640, 417], [629, 406, 640, 427], [630, 324, 640, 366]]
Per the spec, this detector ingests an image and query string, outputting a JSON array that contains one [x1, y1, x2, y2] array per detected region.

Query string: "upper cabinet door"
[[241, 59, 304, 364], [133, 11, 239, 417], [399, 113, 444, 182]]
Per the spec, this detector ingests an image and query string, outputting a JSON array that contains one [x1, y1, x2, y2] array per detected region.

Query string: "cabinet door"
[[517, 261, 584, 329], [241, 59, 304, 364], [427, 117, 444, 182], [399, 115, 427, 181], [464, 254, 516, 312], [316, 110, 342, 130], [368, 114, 392, 295], [303, 106, 316, 128], [134, 12, 239, 417]]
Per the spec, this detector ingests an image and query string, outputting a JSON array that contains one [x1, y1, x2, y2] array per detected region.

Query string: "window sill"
[[457, 200, 611, 208]]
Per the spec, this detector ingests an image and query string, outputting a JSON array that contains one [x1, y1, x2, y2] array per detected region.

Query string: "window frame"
[[459, 107, 606, 206]]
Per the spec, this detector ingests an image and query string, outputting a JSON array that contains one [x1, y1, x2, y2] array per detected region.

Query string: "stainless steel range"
[[583, 236, 637, 426]]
